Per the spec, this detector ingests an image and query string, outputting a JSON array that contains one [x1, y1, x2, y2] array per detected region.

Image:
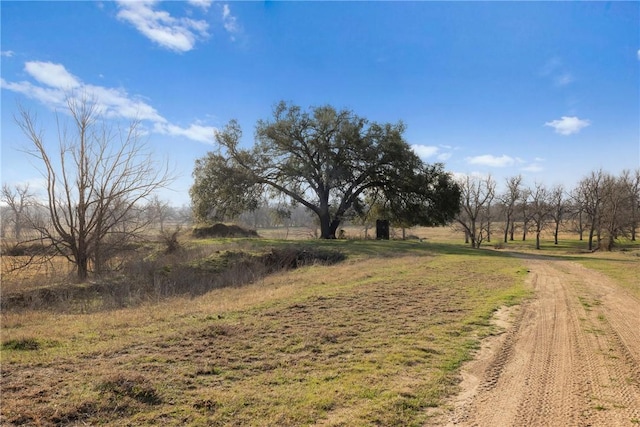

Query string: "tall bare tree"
[[621, 169, 640, 241], [528, 183, 552, 250], [16, 97, 173, 280], [455, 174, 495, 248], [576, 169, 605, 251], [549, 184, 566, 245], [599, 172, 636, 251], [499, 175, 523, 243], [519, 187, 532, 241], [567, 188, 587, 241]]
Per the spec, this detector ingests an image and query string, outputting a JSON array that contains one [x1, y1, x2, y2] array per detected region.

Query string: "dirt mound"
[[192, 223, 259, 238]]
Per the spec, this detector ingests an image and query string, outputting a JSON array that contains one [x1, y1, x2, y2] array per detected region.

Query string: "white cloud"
[[411, 143, 455, 162], [637, 49, 640, 60], [188, 0, 212, 10], [466, 154, 515, 168], [544, 116, 590, 135], [24, 61, 81, 89], [437, 152, 452, 161], [1, 50, 15, 57], [154, 122, 215, 144], [411, 144, 439, 159], [116, 0, 209, 52], [2, 60, 215, 144], [522, 162, 544, 172], [554, 72, 574, 87], [541, 57, 574, 87], [222, 4, 240, 39]]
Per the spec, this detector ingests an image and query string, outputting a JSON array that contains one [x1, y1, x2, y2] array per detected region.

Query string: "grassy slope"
[[0, 237, 533, 426]]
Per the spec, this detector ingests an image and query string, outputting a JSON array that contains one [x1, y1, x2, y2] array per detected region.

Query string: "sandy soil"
[[440, 253, 640, 426]]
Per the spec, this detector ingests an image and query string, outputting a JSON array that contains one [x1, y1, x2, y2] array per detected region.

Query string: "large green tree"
[[191, 102, 460, 239]]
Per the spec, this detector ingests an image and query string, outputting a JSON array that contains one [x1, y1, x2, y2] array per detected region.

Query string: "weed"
[[97, 374, 162, 405], [1, 337, 41, 351]]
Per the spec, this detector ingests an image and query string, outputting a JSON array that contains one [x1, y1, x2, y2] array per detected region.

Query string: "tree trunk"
[[328, 219, 340, 239], [319, 218, 331, 239], [503, 219, 509, 243], [77, 255, 89, 281], [536, 230, 541, 250], [577, 211, 584, 240]]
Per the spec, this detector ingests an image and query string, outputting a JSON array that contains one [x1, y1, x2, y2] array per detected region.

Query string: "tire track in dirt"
[[438, 254, 640, 427]]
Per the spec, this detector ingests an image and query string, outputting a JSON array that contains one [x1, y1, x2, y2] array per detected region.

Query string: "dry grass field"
[[1, 226, 638, 426]]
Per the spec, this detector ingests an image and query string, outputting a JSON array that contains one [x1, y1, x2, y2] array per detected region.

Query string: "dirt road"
[[442, 254, 640, 426]]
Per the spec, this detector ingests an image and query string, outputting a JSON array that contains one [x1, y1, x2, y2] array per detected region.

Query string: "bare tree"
[[499, 175, 523, 243], [518, 187, 532, 241], [455, 174, 496, 248], [16, 96, 173, 280], [621, 169, 640, 241], [549, 184, 566, 245], [528, 183, 552, 250], [146, 195, 172, 232], [567, 188, 587, 241], [1, 183, 35, 240], [599, 172, 636, 251], [576, 170, 605, 251]]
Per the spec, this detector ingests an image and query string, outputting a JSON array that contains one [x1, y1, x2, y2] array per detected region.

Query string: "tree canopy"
[[191, 102, 460, 238]]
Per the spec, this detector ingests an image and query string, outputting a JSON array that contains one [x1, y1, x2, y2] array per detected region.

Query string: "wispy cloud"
[[221, 4, 241, 40], [411, 144, 455, 162], [1, 60, 216, 144], [437, 152, 452, 161], [115, 0, 209, 53], [1, 50, 15, 57], [466, 154, 515, 168], [637, 49, 640, 60], [188, 0, 212, 11], [522, 158, 544, 172], [411, 144, 439, 159], [153, 122, 216, 144], [544, 116, 590, 135], [554, 73, 574, 86], [540, 57, 574, 87]]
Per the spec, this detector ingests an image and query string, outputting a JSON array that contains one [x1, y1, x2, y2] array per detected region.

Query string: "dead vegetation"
[[1, 240, 346, 313]]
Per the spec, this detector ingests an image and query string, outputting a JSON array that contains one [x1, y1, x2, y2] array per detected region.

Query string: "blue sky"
[[2, 1, 639, 207]]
